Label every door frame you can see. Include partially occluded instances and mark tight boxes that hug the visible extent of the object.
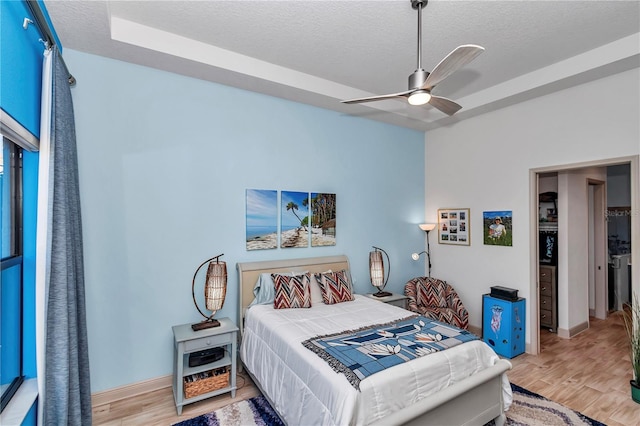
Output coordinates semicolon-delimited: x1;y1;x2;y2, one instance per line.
588;179;607;320
529;155;639;355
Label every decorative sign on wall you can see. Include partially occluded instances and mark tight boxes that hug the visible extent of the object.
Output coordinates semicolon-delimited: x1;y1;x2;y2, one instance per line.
438;208;470;246
246;189;278;251
483;210;513;247
311;193;336;247
281;191;310;248
246;190;336;250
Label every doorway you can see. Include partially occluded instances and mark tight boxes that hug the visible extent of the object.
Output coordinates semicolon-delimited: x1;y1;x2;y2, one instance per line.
588;179;606;320
529;156;639;355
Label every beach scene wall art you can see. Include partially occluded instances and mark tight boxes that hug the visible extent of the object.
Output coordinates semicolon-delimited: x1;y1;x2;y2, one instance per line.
483;210;513;246
281;191;310;248
246;189;278;250
311;193;337;247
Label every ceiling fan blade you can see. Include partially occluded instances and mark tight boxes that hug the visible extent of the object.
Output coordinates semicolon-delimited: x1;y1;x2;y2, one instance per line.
422;44;485;90
341;90;412;104
428;95;463;116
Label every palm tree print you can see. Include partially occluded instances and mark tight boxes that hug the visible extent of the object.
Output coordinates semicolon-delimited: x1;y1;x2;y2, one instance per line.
286;201;308;232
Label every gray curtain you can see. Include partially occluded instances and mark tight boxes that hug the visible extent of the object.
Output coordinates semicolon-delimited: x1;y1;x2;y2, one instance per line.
43;46;92;425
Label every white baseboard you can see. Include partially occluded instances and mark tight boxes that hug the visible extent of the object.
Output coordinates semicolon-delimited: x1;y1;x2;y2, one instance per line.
91;375;172;407
557;320;589;339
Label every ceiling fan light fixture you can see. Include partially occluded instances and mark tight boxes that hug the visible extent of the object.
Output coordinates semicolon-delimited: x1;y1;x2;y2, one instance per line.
408;90;431;106
339;0;483;115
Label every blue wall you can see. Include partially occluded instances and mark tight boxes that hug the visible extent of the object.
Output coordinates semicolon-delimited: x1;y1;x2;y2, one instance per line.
64;49;426;392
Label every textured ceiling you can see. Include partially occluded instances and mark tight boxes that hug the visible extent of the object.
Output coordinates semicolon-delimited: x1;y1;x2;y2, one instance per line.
44;0;640;131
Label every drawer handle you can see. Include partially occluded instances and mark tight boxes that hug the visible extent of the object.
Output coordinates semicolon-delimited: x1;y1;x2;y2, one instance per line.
206;340;212;346
541;314;546;319
542;300;546;305
541;286;547;292
541;273;547;277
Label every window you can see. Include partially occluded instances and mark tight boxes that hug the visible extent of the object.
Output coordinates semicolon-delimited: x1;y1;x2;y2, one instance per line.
1;136;24;412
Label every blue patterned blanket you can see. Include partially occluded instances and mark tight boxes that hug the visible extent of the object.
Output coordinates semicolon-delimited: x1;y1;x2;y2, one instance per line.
302;315;478;390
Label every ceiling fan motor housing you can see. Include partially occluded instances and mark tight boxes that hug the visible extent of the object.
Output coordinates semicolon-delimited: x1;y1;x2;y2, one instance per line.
409;69;429;90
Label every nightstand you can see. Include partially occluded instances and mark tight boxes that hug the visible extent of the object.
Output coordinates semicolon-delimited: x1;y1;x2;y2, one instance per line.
364;292;409;309
172;318;238;415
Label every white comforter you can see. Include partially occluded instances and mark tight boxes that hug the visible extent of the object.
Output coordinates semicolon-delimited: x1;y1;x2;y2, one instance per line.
240;295;512;425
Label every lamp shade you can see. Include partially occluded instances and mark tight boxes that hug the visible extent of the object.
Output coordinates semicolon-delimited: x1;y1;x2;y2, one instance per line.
415;223;435;277
419;223;436;232
369;250;385;289
205;260;227;312
369;246;391;297
411;251;426;261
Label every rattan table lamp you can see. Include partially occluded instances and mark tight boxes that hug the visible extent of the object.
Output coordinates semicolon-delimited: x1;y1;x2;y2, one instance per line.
369;246;391;297
191;254;227;331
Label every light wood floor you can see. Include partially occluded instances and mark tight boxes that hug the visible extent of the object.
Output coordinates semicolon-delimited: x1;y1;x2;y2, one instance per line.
94;312;639;425
509;311;639;426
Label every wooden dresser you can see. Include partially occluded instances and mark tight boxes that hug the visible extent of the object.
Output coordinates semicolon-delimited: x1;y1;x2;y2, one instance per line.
539;265;557;332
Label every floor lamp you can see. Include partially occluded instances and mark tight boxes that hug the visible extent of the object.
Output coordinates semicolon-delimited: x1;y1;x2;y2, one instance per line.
412;223;436;277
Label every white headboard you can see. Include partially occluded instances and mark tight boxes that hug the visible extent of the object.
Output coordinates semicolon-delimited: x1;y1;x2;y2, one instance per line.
236;255;350;334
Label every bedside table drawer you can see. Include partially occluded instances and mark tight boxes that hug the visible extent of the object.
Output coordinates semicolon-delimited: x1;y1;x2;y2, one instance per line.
386;298;408;309
540;283;553;296
540;295;553;309
364;293;409;310
184;333;233;352
539;267;553;283
540;308;552;326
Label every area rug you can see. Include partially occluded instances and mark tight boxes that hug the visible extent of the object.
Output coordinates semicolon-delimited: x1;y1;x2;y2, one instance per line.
486;384;606;426
174;384;605;426
173;396;283;426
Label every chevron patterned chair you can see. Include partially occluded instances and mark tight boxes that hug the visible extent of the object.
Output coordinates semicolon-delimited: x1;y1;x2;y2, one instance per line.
404;277;469;330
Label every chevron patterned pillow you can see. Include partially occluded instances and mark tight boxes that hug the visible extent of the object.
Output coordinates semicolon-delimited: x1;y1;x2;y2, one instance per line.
272;273;312;309
315;270;355;305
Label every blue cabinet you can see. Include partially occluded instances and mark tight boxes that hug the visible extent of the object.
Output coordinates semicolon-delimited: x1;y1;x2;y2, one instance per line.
482;294;525;358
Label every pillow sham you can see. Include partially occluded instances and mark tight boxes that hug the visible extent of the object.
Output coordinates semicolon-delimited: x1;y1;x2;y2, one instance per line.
314;269;354;305
309;269;331;305
272;273;312;309
249;271;310;306
249;273;277;306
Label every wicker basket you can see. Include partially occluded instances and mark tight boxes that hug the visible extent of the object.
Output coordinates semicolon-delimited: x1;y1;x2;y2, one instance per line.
183;366;229;399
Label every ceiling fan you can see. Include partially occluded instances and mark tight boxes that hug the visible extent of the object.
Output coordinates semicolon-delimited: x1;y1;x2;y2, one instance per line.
341;0;484;116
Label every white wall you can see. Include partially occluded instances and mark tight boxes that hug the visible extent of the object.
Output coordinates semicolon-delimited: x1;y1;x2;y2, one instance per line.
424;67;640;346
65;50;427;393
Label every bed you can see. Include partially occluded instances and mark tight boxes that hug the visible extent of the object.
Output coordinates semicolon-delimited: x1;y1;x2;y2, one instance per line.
237;255;512;425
